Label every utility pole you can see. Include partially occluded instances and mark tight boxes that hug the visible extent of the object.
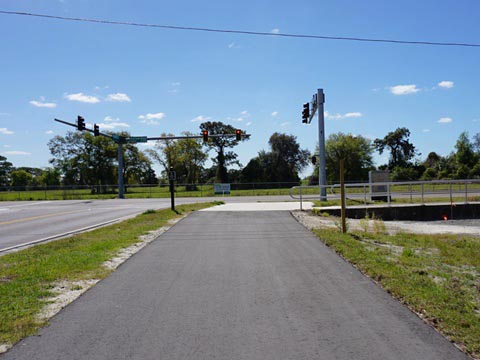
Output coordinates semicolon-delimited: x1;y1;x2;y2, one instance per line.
317;89;327;201
117;140;125;199
302;89;327;201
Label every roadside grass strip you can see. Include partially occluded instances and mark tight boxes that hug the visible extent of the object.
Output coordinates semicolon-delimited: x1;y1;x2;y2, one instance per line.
312;227;480;358
0;202;221;351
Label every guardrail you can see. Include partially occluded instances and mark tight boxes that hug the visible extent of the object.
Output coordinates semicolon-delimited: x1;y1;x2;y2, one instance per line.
290;179;480;209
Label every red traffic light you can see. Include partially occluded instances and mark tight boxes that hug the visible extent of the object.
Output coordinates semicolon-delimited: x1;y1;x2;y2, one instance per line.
235;129;242;141
202;130;209;142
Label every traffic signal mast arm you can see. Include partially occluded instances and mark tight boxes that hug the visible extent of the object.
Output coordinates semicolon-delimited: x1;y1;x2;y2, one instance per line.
54;118;250;143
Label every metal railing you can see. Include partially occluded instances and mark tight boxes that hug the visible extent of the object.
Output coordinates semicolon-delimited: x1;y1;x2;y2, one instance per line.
290;179;480;209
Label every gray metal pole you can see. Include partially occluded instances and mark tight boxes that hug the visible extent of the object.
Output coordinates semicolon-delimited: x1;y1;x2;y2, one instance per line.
118;142;125;199
317;89;327;201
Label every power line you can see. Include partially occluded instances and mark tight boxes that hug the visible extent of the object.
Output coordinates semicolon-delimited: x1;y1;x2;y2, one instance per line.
1;9;480;48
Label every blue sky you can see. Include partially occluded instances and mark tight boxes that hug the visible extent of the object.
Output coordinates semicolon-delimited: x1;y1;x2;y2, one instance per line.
1;0;479;178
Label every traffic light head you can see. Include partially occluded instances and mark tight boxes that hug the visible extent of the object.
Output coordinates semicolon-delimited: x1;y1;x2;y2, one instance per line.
302;103;310;123
77;116;86;131
202;130;209;142
235;129;242;141
312;156;317;165
93;124;100;137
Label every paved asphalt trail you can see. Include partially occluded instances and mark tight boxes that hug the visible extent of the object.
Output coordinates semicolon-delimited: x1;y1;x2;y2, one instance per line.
2;211;468;360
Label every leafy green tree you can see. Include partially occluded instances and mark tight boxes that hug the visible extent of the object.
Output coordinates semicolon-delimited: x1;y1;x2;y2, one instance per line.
147;132;207;188
374;127;418;169
323;132;374;182
123;144;155;184
199;122;248;183
455;132;477;169
10;169;33;189
241;133;309;184
48;131;117;190
39;168;61;187
0;155;13;187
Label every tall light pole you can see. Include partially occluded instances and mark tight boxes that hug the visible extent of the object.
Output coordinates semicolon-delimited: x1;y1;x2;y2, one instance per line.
317;89;327;201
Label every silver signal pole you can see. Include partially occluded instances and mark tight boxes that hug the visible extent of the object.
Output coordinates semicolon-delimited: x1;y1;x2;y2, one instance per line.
317;89;327;201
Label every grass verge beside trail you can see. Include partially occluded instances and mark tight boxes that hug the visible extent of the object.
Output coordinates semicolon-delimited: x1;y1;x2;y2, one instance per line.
0;202;221;347
312;226;480;358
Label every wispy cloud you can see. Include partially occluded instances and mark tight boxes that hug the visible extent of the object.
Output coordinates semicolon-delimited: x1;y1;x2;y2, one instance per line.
228;42;240;49
325;111;363;120
139;112;166;125
422;129;431;133
270;28;280;34
271;111;278;117
30;97;57;108
389;84;420;95
438;81;454;89
106;93;131;102
246;121;252;126
191;115;212;123
280;122;290;127
98;122;130;129
240;110;251;117
45;130;54;134
438;117;453;123
64;93;100;104
0;128;14;135
168;82;181;94
2;151;31;156
104;116;120;122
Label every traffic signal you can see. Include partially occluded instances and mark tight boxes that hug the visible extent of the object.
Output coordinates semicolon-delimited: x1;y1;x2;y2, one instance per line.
302;103;310;123
235;129;242;141
312;156;317;165
77;116;86;131
93;124;100;137
202;130;209;142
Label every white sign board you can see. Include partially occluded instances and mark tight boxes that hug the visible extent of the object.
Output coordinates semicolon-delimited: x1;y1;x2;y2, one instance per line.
214;183;231;195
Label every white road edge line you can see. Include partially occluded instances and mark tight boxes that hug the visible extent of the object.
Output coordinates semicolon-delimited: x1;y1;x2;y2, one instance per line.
0;214;136;254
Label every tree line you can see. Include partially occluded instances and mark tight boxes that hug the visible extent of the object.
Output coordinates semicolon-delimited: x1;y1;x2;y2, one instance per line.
1;123;479;191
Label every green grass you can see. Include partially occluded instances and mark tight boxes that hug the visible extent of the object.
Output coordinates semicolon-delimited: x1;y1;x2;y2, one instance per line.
312;227;480;358
0;202;221;347
0;185;303;201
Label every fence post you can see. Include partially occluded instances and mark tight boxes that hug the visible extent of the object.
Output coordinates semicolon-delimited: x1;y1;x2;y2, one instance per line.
465;181;468;204
387;184;391;206
409;184;413;203
421;183;424;205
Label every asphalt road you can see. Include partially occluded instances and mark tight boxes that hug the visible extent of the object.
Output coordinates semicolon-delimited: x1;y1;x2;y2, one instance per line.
1;211;468;360
0;196;297;252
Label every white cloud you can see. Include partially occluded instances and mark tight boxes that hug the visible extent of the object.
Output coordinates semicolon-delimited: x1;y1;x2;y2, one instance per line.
45;130;54;134
139;112;166;125
438;117;452;123
228;42;241;49
246;121;252;126
271;111;279;117
171;82;181;86
438;81;454;89
422;129;431;133
280;122;290;127
64;93;100;104
271;28;280;34
0;128;14;135
240;110;251;117
389;84;420;95
106;93;131;102
30;99;57;108
344;112;362;118
104;116;120;122
191;115;212;123
2;151;31;156
98;122;130;130
325;111;363;120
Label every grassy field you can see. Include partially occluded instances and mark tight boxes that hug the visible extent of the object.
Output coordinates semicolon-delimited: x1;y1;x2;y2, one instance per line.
0;202;220;348
312;225;480;358
0;184;313;201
